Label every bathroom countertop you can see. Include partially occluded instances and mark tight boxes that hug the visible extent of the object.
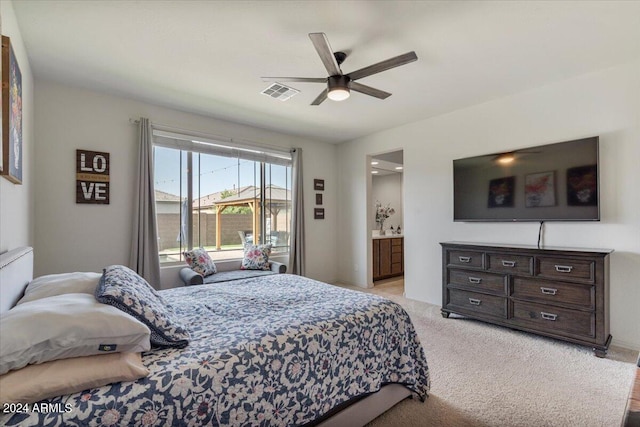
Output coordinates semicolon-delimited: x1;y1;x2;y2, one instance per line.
372;233;404;239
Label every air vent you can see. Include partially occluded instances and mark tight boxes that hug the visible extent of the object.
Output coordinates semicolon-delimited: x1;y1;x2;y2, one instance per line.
261;83;300;101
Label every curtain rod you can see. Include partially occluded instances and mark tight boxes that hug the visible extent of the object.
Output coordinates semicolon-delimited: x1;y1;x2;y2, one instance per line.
128;118;292;154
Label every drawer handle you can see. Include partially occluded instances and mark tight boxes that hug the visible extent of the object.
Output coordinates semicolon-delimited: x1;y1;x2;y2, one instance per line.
458;256;471;263
554;265;573;273
502;260;516;267
468;298;481;306
540;287;558;296
468;277;482;284
540;312;558;321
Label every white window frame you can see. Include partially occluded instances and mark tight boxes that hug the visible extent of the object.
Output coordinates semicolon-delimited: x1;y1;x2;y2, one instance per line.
153;128;292;264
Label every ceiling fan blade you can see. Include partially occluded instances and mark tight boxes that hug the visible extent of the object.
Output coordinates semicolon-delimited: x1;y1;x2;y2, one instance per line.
309;33;342;76
350;82;391;99
261;77;326;83
347;51;417;81
311;88;328;106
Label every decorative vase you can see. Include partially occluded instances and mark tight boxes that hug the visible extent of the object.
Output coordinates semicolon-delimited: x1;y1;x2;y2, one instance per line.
379;223;385;236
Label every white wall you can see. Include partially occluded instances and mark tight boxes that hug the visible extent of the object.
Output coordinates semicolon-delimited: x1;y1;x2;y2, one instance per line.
33;80;338;287
372;173;403;232
0;0;34;253
338;60;640;350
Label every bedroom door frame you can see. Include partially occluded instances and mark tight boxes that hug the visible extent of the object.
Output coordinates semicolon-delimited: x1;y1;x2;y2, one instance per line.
366;148;404;288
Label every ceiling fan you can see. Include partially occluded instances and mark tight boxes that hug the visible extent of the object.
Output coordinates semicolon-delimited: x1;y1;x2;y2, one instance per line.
494;148;542;164
261;33;418;105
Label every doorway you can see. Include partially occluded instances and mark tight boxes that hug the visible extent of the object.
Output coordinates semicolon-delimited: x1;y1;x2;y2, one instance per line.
370;150;404;296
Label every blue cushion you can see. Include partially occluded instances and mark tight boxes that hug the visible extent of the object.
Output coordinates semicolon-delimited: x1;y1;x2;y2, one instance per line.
179;262;286;286
202;269;276;284
96;265;189;349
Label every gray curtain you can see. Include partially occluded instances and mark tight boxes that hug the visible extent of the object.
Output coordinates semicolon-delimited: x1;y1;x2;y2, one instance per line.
130;117;161;288
288;148;305;275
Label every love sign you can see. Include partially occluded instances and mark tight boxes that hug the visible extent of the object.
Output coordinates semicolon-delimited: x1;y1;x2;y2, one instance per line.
76;149;110;204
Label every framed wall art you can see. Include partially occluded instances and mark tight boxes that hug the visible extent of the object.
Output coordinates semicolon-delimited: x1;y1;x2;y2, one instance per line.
1;36;22;184
315;193;323;205
313;179;324;191
314;208;325;220
567;165;597;206
76;149;110;204
525;171;556;207
487;176;514;208
0;34;3;174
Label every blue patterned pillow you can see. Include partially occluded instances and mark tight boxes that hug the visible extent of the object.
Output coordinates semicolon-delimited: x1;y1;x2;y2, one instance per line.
95;265;189;348
241;243;272;270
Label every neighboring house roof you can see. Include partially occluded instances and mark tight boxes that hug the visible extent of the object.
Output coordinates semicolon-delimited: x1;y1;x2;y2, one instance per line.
155;189;183;203
194;185;291;209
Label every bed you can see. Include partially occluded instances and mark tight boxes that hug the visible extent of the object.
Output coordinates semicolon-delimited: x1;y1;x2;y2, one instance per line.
0;247;430;426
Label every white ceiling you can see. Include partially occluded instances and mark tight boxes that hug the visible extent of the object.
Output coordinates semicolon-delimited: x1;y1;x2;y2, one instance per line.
372;150;403;176
12;1;640;144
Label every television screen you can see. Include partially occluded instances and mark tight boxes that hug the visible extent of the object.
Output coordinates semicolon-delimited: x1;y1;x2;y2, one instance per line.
453;137;599;222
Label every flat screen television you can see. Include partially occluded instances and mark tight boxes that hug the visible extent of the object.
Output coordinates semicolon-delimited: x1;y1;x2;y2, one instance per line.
453;137;599;222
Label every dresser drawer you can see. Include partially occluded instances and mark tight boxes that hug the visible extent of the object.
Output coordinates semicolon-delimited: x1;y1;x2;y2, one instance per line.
512;301;594;338
449;269;506;294
538;257;595;282
447;288;507;318
487;253;533;275
512;277;593;309
391;253;402;263
448;250;484;269
391;238;403;246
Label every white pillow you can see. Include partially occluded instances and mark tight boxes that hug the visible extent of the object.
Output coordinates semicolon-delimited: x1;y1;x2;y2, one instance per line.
17;272;102;305
0;352;149;404
0;293;151;375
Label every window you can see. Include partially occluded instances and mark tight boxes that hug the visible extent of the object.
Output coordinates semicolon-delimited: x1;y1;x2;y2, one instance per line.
153;130;291;264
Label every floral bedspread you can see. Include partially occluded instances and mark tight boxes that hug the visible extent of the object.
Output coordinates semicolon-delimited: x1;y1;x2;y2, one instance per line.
1;274;430;426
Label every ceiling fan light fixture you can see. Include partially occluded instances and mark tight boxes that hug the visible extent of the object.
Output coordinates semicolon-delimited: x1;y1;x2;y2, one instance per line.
497;153;515;164
328;88;350;101
327;75;351;101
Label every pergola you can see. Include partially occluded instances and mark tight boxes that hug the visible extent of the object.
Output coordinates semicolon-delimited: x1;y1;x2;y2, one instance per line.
195;185;291;250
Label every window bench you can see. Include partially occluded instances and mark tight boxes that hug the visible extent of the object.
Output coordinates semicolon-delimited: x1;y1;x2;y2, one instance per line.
179;261;287;286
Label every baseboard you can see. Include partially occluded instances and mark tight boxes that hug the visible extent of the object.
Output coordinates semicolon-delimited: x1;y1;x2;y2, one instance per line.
612;338;640;352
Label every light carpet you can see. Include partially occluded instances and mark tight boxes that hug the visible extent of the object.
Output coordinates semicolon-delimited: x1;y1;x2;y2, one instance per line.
338;282;637;427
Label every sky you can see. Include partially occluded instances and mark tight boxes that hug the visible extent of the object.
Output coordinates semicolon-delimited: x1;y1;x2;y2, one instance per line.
154;146;289;199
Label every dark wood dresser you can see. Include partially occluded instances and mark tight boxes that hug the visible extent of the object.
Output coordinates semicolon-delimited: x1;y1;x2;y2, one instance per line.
440;242;613;357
